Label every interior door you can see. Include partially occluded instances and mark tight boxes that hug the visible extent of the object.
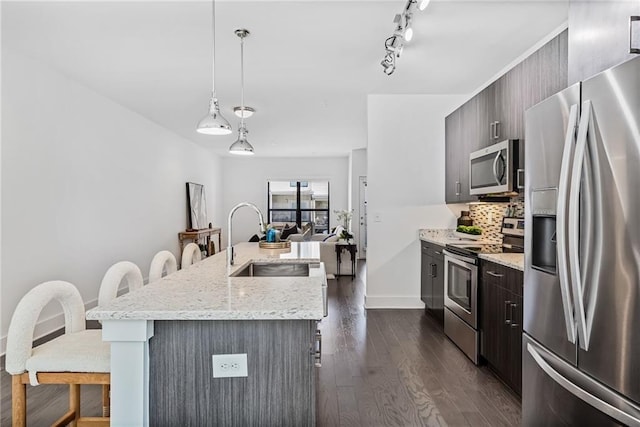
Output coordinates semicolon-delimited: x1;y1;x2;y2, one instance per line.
358;177;367;259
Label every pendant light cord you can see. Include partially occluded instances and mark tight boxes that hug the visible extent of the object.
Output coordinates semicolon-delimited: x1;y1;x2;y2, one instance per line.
211;0;217;99
240;34;245;127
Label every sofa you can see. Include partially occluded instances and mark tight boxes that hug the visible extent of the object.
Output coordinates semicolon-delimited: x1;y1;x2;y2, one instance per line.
288;225;356;276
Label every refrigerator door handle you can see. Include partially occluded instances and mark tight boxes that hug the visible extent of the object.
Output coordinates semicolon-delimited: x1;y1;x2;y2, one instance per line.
569;100;592;351
527;343;640;426
556;103;579;344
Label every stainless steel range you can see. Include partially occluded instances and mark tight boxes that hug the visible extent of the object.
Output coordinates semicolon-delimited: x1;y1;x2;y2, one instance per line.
443;217;524;364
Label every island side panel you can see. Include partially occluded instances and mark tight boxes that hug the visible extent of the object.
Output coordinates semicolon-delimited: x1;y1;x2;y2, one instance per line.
149;319;317;426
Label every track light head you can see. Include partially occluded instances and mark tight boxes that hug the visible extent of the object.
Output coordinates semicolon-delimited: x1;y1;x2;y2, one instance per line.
418;0;430;11
381;53;395;75
385;35;404;57
403;14;413;41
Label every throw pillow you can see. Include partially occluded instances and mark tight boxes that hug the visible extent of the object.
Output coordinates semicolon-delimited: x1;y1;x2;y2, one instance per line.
323;233;339;242
281;225;299;240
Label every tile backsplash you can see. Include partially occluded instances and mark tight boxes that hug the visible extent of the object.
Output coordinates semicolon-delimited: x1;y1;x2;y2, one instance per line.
468;204;506;243
467;197;524;243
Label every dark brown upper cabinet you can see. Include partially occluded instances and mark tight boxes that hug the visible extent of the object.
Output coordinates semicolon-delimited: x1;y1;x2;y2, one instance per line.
444;30;568;204
568;1;640;84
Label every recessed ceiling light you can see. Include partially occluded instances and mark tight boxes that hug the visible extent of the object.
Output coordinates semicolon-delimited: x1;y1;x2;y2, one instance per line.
233;106;255;118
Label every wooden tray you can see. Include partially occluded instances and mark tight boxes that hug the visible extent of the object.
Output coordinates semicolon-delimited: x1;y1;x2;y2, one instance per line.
258;241;291;249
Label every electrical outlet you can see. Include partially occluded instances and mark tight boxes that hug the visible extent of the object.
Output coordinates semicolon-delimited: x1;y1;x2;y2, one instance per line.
212;353;248;378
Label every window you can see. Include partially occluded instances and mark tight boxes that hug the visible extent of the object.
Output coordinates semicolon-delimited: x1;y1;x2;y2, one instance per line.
267;181;330;234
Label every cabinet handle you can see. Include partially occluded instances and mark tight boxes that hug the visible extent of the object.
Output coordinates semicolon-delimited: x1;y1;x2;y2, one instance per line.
487;271;503;278
489;122;495;141
430;263;437;278
456;181;461;196
494;121;501;139
630;16;640;54
504;300;512;325
434;251;442;255
517;168;525;190
314;329;322;367
510;303;519;328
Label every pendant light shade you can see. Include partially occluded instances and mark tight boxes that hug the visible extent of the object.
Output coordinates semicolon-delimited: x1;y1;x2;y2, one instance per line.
196;0;232;135
197;97;232;135
229;125;254;155
230;29;254;155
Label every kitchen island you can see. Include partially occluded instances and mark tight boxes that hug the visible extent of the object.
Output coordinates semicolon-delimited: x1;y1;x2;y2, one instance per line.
87;242;325;426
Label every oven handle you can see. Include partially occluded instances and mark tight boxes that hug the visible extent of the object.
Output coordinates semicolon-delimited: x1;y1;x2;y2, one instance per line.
443;249;476;265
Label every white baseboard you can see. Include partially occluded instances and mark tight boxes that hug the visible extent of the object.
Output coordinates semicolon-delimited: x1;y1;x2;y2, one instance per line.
364;295;425;309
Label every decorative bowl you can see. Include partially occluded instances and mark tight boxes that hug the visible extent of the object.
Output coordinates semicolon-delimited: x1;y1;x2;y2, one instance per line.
454;231;482;241
258;241;291;249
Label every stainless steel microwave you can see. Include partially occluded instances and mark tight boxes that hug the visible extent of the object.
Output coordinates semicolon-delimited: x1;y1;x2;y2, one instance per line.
469;139;522;196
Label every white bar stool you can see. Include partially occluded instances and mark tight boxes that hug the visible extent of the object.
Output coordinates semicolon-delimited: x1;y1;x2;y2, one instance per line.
181;242;202;269
148;250;177;283
98;261;144;306
6;281;110;426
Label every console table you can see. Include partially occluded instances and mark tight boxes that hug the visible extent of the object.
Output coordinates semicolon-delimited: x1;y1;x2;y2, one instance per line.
178;227;222;258
335;242;357;277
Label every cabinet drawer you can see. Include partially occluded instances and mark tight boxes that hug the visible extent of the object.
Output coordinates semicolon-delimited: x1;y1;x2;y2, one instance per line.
481;261;523;297
421;242;445;259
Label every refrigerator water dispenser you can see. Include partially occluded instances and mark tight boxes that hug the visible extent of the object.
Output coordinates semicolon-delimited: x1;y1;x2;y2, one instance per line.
531;188;557;274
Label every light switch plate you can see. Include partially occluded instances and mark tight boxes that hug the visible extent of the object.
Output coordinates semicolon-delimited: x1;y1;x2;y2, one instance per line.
212;353;248;378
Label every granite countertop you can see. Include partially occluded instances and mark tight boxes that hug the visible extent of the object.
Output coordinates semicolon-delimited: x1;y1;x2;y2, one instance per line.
478;253;524;271
419;229;523;271
418;229;498;246
86;242;324;321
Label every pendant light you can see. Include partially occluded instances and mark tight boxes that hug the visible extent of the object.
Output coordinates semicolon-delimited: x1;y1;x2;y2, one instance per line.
229;29;255;156
196;0;232;135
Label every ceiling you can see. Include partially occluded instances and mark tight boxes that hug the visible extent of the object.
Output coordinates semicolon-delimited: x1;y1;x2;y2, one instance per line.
2;1;568;157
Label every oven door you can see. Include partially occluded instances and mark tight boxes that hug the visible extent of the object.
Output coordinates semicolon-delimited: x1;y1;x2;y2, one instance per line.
444;251;478;329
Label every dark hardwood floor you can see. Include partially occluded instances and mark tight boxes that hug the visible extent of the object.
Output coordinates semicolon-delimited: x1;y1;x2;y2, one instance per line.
317;261;521;427
1;260;521;426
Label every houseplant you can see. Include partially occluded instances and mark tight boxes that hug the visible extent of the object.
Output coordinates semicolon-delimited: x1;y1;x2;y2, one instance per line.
334;209;353;231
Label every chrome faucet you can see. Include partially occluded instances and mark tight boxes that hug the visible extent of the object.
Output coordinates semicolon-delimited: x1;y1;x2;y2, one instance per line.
227;202;266;266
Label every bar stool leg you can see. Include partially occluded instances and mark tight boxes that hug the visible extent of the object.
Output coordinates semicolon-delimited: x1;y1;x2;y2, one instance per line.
102;384;111;417
12;375;26;427
69;384;80;427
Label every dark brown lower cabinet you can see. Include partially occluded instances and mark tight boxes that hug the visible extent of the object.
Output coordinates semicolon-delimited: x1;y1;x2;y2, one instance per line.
420;241;445;326
149;319;318;426
480;260;523;396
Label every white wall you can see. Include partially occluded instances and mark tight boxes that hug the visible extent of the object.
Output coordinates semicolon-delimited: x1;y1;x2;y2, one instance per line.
365;94;467;308
349;149;367;258
221;157;349;244
1;49;223;352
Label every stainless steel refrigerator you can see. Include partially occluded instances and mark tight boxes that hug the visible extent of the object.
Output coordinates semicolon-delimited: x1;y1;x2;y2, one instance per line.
524;56;640;425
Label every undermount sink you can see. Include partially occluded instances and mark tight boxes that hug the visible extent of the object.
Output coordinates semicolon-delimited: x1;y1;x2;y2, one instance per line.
231;262;311;277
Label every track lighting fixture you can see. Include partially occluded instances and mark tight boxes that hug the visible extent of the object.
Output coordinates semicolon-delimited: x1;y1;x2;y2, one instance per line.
380;0;429;75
